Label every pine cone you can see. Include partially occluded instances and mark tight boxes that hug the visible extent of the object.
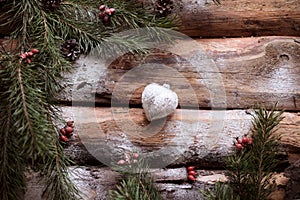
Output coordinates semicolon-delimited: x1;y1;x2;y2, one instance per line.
43;0;62;10
61;39;81;61
155;0;174;16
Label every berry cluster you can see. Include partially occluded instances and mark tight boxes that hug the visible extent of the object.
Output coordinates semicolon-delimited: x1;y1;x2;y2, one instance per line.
187;166;197;182
59;120;74;142
234;134;253;150
117;152;139;165
98;5;115;24
20;48;39;64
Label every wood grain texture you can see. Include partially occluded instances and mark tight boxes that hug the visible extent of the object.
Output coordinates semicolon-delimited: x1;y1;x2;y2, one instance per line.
1;0;300;37
25;166;287;200
62;107;299;168
146;0;300;37
64;36;300;110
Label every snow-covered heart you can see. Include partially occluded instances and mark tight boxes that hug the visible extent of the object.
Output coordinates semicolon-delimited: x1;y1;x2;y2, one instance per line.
142;83;178;121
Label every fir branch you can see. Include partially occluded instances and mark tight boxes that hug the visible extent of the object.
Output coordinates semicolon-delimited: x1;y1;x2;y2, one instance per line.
200;182;240;200
0;106;11;200
17;60;35;142
42;140;79;200
0;54;26;200
40;9;50;46
0;109;25;200
1;0;177;199
225;105;284;200
0;51;78;199
110;154;163;200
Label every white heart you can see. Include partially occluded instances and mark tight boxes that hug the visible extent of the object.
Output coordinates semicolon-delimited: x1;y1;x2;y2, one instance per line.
142;83;178;121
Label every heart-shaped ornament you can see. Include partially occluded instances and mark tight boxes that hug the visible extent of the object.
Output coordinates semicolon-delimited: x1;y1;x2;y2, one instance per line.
142;83;178;121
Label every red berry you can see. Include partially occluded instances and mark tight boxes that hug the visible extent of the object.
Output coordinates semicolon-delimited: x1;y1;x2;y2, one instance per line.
109;8;115;14
65;126;74;134
60;128;66;135
20;53;27;59
187;166;195;171
237;138;242;144
67;120;74;127
242;136;249;144
59;135;68;142
27;51;33;57
132;153;139;159
188;175;195;181
26;58;31;64
236;143;243;150
31;48;39;54
248;137;253;145
99;5;105;11
103;15;109;23
117;159;126;165
105;8;111;15
188;171;197;176
98;12;105;19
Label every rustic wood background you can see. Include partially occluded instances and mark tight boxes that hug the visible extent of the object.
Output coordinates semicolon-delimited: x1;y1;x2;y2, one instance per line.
58;0;300;197
1;0;299;199
58;37;300;199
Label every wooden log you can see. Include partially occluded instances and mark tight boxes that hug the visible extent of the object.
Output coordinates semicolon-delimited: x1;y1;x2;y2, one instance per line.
24;166;288;200
1;0;300;37
151;0;300;37
62;107;299;168
64;36;300;110
24;167;223;200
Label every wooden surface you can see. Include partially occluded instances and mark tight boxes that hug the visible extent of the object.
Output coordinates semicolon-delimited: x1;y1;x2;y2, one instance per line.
154;0;300;37
62;106;299;168
1;1;299;199
1;0;300;37
25;166;288;200
64;36;300;110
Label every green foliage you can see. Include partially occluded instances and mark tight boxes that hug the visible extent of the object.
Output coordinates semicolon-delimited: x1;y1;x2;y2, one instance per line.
226;105;284;200
109;155;163;200
200;105;284;200
0;51;78;200
109;173;163;200
0;0;176;199
200;182;240;200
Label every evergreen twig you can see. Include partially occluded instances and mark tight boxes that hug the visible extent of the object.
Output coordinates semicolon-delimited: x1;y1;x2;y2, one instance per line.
200;105;284;200
226;105;284;200
109;153;163;200
0;0;176;199
200;182;240;200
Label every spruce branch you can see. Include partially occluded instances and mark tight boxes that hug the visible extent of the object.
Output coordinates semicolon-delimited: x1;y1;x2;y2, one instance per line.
0;54;26;200
201;105;284;200
200;182;240;200
17;60;35;143
42;140;79;200
1;0;177;199
0;106;11;200
0;112;25;199
225;105;284;200
109;153;163;200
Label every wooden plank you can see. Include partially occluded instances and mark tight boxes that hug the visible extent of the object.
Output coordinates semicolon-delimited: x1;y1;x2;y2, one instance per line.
62;107;299;168
1;0;300;37
64;36;300;110
25;166;288;200
145;0;300;37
